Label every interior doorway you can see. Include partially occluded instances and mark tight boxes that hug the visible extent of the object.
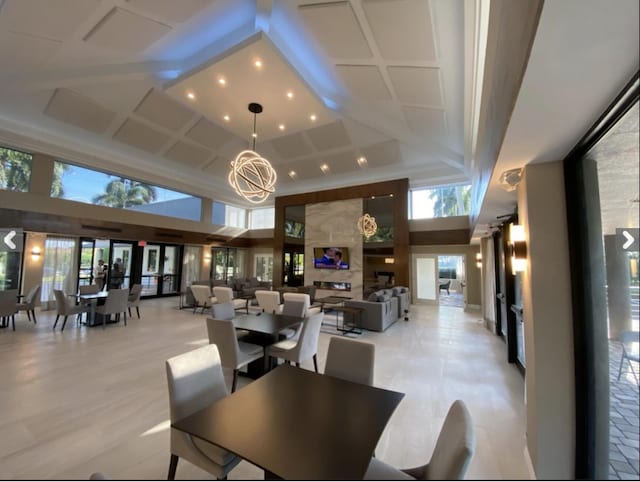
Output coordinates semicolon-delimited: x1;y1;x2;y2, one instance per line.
437;255;466;308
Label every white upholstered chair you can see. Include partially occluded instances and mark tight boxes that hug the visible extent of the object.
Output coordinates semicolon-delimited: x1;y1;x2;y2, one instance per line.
280;292;322;339
52;289;90;332
206;317;264;392
281;292;321;316
165;344;241;480
324;336;375;386
16;284;41;324
213;286;246;312
255;290;282;314
267;311;324;372
191;285;216;313
95;288;129;328
364;400;475;480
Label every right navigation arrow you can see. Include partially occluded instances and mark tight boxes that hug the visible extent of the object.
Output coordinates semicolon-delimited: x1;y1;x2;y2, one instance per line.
622;230;634;250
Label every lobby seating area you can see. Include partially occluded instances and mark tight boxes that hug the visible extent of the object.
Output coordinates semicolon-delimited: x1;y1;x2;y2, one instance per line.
0;297;528;480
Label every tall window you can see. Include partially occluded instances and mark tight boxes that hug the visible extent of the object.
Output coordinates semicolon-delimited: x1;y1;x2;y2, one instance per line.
410;184;471;219
52;161;202;221
250;207;275;229
212;201;247;228
254;254;273;281
41;237;77;310
181;246;202;287
0;146;32;192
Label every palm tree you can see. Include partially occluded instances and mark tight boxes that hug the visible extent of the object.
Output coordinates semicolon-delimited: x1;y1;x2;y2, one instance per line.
92;177;157;208
0;147;31;191
430;185;471;217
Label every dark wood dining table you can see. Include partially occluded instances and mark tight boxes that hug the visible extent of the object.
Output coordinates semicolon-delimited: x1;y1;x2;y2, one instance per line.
231;312;304;376
78;291;109;326
172;364;405;480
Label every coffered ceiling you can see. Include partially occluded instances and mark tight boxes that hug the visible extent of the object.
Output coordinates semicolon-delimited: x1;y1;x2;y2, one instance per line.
0;0;467;206
0;0;636;236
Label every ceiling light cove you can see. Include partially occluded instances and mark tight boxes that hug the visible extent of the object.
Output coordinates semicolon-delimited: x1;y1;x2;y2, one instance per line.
165;36;334;142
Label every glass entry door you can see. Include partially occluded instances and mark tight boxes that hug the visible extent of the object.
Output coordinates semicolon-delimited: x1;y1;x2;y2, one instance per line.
77;238;109;289
111;241;134;290
141;243;182;297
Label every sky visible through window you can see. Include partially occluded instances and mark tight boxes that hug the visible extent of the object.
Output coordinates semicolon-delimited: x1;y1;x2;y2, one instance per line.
58;163;189;204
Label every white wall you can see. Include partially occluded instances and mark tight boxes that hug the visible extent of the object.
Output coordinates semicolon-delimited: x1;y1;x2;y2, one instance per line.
518;160;575;479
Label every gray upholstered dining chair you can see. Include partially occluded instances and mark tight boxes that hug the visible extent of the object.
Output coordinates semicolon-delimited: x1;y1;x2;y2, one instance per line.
79;284;101;295
16;284;41;324
364;400;475;480
190;285;216;314
165;344;241;480
0;289;18;330
206;317;263;392
95;288;129;328
324;336;375;385
53;289;90;332
211;301;235;320
267;311;324;372
127;283;143;318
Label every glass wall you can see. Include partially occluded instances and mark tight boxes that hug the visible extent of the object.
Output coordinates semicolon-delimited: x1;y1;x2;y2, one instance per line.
181;246;202;287
0;146;32;192
254;254;273;282
52;161;202;221
410;184;471;219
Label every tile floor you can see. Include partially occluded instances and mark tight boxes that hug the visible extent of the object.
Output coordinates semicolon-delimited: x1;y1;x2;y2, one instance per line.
609;342;640;480
0;298;529;480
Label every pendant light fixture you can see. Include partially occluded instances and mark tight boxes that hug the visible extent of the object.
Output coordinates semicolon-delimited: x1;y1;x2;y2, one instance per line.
228;102;277;204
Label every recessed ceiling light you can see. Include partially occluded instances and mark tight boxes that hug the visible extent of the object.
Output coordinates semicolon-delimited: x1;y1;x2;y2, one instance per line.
288;170;297;179
320;163;329;173
371;196;376;199
186;91;196;100
252;133;258;138
254;58;263;68
223;115;230;122
309;114;317;122
278;124;285;131
286;91;294;99
389;194;394;197
357;156;367;167
218;77;227;86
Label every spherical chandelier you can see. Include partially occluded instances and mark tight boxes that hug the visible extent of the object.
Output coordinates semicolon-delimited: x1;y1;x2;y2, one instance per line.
228;103;277;204
357;213;378;238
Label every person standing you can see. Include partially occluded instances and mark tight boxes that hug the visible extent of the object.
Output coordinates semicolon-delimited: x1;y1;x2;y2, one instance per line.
94;259;106;290
109;263;124;289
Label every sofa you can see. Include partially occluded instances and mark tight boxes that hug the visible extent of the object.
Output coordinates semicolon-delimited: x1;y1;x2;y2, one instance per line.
229;277;272;297
275;285;317;304
344;289;399;332
392;286;410;320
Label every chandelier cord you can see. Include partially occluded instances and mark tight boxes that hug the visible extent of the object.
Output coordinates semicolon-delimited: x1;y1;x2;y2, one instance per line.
252;112;257;151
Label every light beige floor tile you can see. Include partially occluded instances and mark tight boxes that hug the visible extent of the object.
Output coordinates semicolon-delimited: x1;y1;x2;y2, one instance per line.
0;299;528;479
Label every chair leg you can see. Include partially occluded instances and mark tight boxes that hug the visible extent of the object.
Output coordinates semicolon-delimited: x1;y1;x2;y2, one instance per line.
128;307;132;317
313;354;318;373
32;310;37;323
296;362;300;368
53;314;60;330
124;312;127;326
232;369;239;393
136;306;140;318
26;310;31;321
167;454;179;480
617;350;626;380
61;315;69;332
11;315;16;331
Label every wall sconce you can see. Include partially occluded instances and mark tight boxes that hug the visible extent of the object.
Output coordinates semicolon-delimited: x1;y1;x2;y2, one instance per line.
384;257;395;264
31;247;41;260
475;252;482;268
509;224;527;274
204;254;212;263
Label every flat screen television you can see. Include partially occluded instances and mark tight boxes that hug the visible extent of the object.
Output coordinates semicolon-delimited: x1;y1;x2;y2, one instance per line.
313;247;350;269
